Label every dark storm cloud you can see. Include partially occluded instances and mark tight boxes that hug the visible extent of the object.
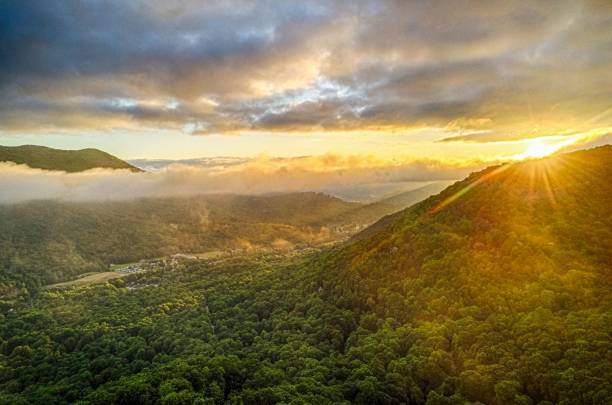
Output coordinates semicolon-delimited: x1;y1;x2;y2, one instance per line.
0;1;326;81
0;0;611;137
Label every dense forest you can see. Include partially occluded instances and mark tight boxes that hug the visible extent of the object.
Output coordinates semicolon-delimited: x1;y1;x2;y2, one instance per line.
0;146;610;404
0;145;141;172
0;189;432;295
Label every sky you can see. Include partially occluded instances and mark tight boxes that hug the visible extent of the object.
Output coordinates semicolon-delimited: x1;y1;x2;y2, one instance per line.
0;1;611;164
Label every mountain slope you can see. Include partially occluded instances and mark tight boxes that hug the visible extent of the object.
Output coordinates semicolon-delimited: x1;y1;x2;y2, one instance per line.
0;183;447;294
0;144;141;172
317;145;612;404
369;182;454;209
0;192;373;293
340;182;455;235
340;145;611;270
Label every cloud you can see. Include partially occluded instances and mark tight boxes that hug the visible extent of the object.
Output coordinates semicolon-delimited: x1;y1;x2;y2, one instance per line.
559;132;612;153
437;131;573;143
0;155;482;204
0;0;611;138
437;127;612;146
128;157;252;172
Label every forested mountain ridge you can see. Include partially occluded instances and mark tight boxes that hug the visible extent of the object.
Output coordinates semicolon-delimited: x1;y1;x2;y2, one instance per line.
339;145;611;269
317;145;612;403
336;182;454;229
0;190;425;295
0;193;350;294
0;145;141;172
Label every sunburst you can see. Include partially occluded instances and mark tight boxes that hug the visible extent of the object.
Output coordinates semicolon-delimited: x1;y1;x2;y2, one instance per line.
513;137;579;161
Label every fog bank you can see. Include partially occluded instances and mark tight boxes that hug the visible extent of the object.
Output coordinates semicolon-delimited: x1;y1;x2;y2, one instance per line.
0;155;482;204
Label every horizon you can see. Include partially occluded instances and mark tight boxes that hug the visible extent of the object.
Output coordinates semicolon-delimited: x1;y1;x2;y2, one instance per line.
1;1;611;164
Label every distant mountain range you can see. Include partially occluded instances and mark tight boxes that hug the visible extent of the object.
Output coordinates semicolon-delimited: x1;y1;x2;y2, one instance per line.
128;156;250;171
129;156;456;203
0;144;141;172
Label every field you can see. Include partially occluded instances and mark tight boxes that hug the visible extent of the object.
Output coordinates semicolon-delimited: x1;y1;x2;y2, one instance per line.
45;272;126;289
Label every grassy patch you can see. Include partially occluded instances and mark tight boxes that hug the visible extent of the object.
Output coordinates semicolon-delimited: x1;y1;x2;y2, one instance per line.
45;272;126;289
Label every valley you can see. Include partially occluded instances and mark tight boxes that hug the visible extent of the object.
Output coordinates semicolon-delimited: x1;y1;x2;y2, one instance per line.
0;184;452;298
46;247;325;290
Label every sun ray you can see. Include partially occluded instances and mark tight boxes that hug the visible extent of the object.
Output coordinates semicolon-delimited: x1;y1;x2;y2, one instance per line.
512;136;580;161
540;161;558;206
428;164;511;215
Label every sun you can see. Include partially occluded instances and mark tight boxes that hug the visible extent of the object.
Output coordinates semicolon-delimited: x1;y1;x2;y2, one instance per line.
522;140;559;159
513;136;579;160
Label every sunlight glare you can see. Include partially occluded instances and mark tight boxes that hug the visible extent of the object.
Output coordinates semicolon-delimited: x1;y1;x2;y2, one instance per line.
512;136;579;160
522;140;561;159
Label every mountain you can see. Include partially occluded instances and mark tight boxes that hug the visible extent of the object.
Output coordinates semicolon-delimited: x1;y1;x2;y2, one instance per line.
0;190;433;294
0;144;141;172
0;192;351;293
322;181;454;203
0;182;447;294
0;147;609;404
317;145;612;404
372;182;454;208
350;181;454;221
128;156;250;171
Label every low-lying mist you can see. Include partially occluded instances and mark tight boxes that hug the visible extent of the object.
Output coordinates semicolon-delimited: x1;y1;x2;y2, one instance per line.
0;155;483;204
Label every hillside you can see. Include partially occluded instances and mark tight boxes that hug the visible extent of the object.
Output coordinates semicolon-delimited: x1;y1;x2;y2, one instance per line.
0;190;430;295
0;193;349;293
0;184;448;295
0;145;141;172
340;182;454;227
0;147;609;404
370;182;454;209
318;145;612;404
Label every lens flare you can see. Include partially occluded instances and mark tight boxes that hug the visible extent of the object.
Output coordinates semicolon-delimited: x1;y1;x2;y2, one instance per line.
513;136;579;160
523;141;559;158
